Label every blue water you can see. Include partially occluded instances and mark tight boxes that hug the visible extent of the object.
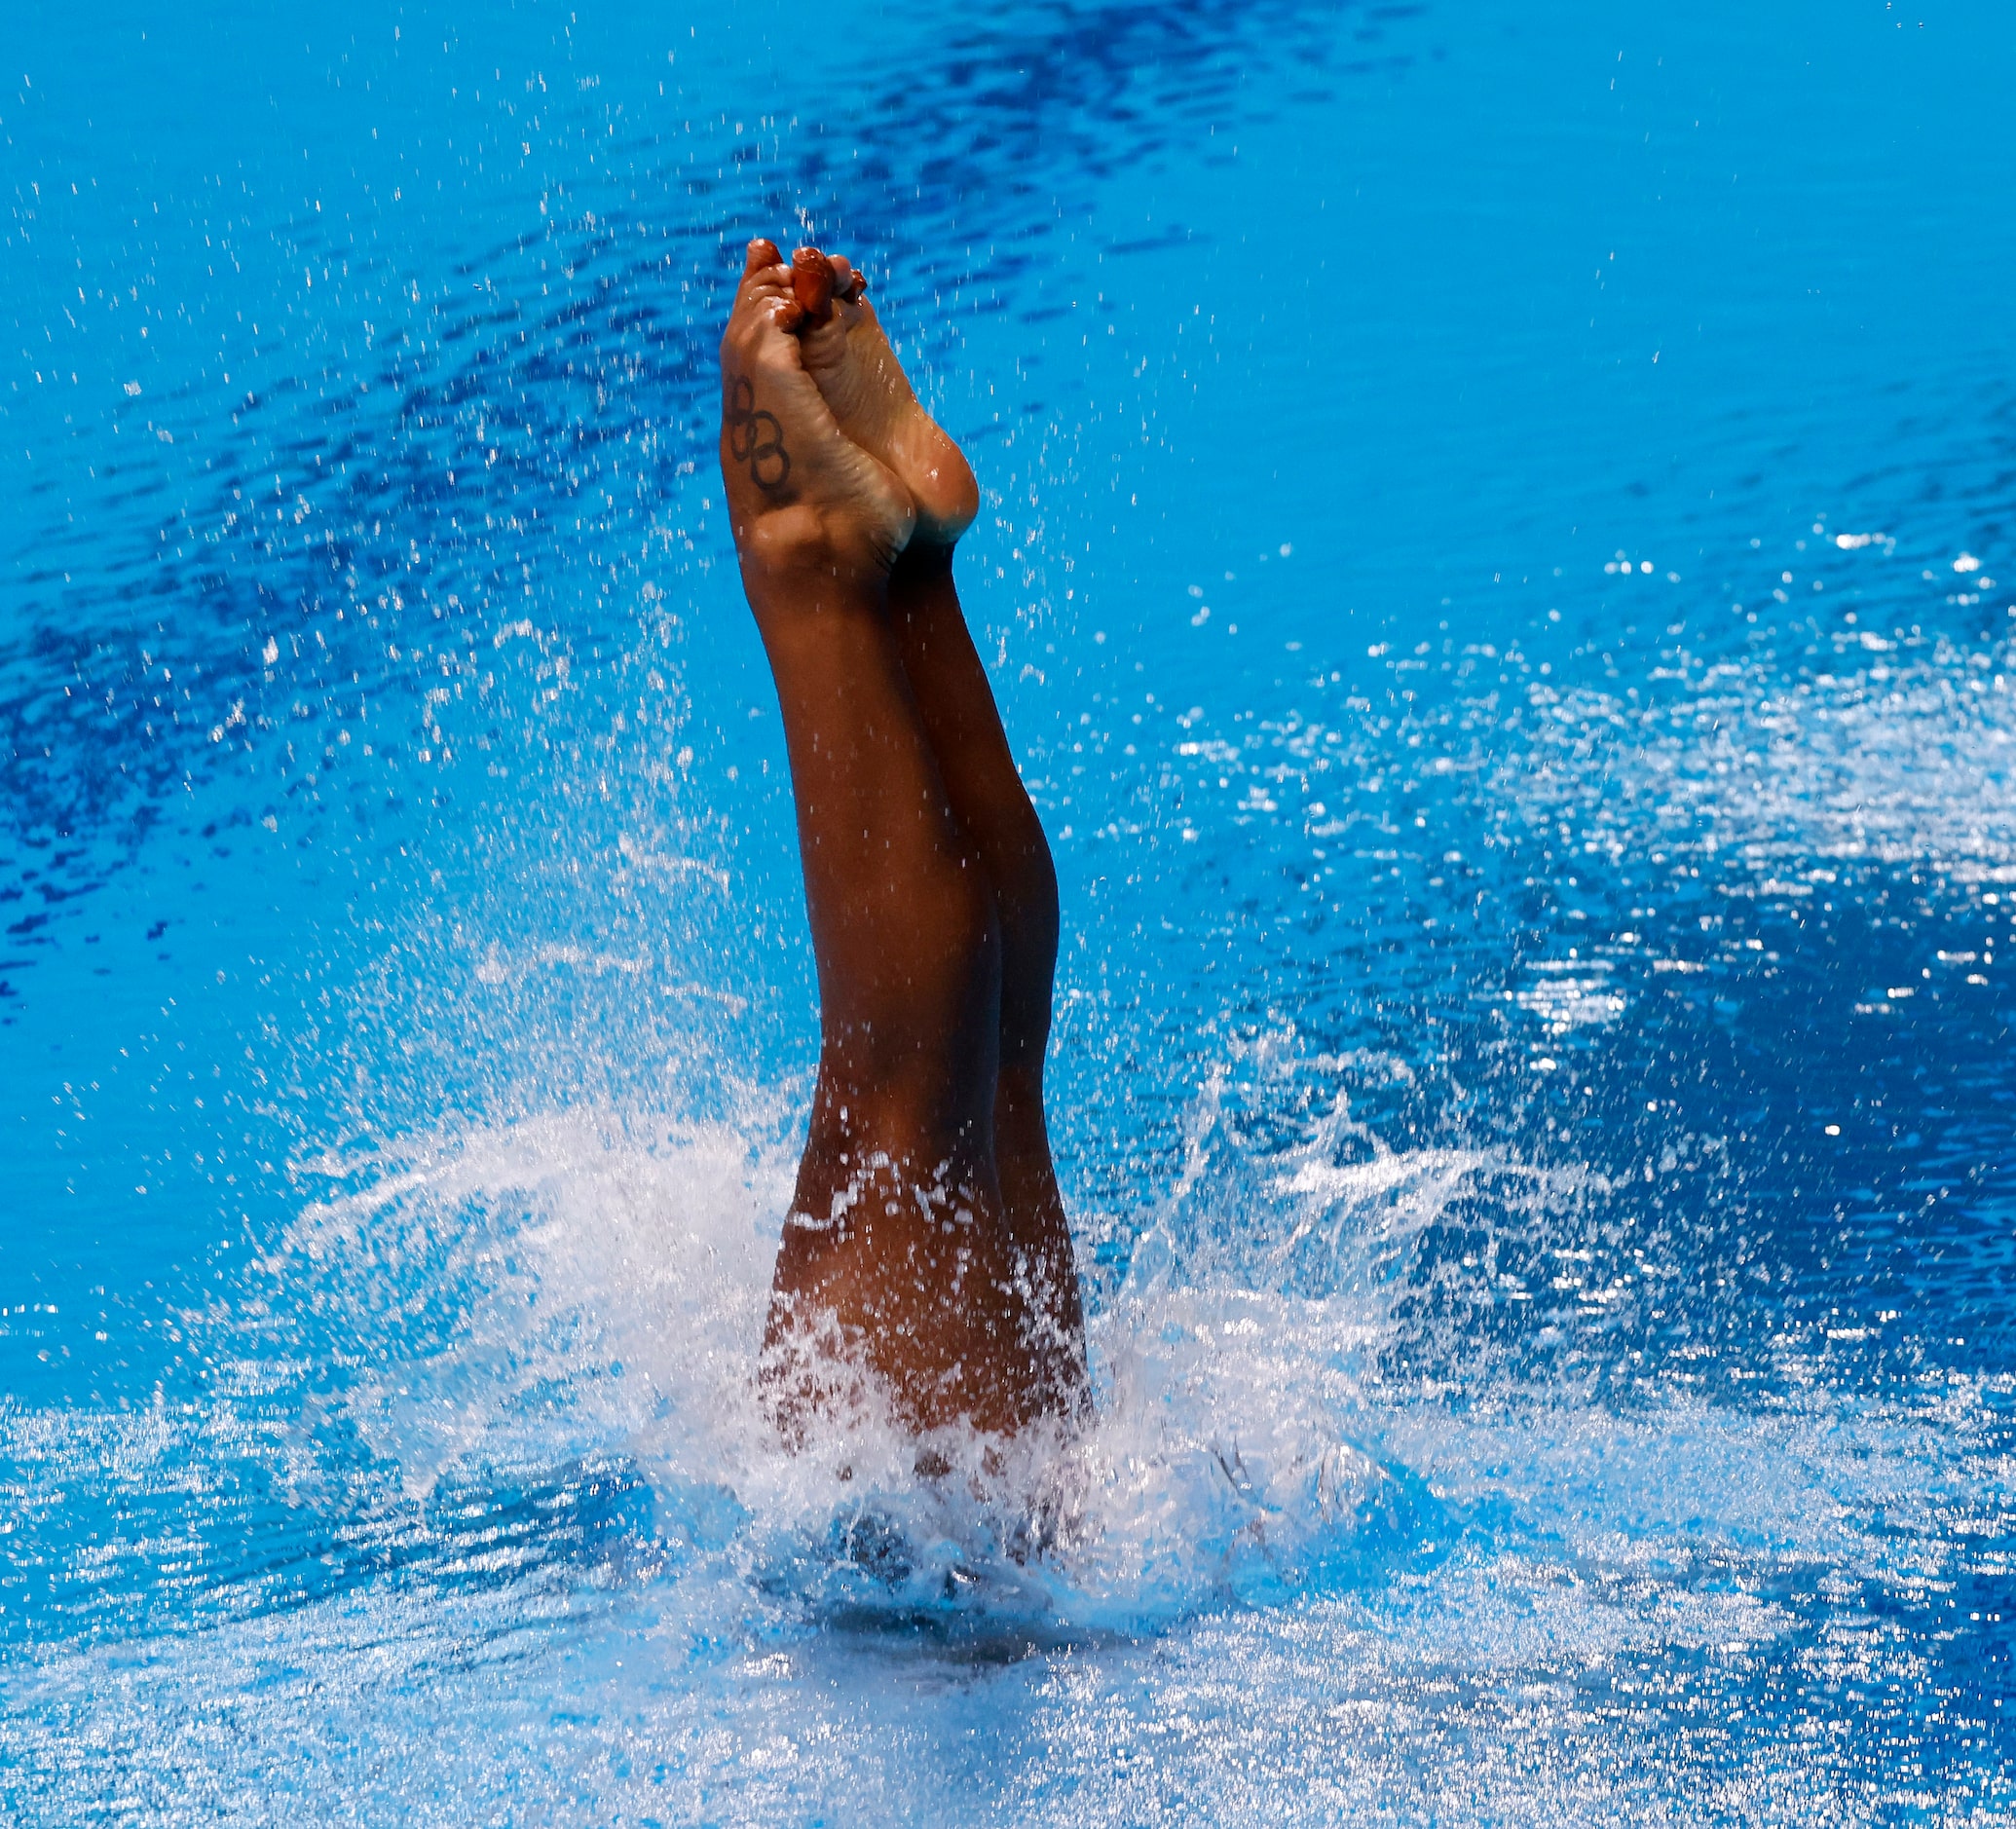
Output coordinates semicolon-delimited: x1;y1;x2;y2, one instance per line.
5;0;2015;1819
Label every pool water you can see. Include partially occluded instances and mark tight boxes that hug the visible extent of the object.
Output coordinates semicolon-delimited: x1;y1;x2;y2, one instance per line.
5;0;2015;1819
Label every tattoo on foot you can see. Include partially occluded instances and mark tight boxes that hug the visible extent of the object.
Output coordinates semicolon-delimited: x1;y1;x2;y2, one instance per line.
726;375;791;491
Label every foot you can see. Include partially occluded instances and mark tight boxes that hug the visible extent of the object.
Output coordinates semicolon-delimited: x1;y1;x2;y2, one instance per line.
719;240;915;579
762;241;980;549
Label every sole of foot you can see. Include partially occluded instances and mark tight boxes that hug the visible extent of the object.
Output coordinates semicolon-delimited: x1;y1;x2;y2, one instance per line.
725;240;916;575
775;243;981;549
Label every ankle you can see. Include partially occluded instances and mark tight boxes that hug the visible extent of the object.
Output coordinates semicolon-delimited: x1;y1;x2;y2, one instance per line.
890;540;958;589
736;502;899;586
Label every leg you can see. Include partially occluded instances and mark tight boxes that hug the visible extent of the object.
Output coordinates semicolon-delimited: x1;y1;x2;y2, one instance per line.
885;543;1088;1399
777;243;1088;1400
719;242;1065;1434
748;555;1044;1435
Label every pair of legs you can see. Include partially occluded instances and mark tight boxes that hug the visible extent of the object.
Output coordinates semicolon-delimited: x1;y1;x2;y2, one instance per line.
718;239;1085;1435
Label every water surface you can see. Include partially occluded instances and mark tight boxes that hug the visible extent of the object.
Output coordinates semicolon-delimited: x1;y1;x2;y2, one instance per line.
4;1;2015;1820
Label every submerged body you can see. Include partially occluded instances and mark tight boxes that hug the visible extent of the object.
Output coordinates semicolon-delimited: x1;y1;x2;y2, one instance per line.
718;239;1085;1434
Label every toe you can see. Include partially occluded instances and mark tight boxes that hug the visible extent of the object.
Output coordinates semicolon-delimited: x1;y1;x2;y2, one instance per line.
829;255;868;303
791;245;837;326
744;237;783;276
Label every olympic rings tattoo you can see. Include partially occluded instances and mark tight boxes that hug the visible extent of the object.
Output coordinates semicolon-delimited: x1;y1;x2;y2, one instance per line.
725;375;790;492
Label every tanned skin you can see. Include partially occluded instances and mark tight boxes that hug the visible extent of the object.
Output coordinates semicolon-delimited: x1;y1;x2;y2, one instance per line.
720;239;1085;1436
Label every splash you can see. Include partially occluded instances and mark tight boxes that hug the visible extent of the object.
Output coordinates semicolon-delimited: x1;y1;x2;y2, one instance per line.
236;1082;1469;1639
6;1078;2004;1826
